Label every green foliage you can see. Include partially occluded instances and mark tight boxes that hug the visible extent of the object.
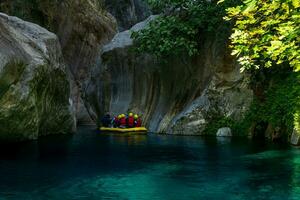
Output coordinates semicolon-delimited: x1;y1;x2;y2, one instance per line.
204;70;300;137
222;0;300;138
294;110;300;132
245;71;300;134
204;116;250;136
131;0;240;58
204;116;234;135
223;0;300;71
30;65;73;135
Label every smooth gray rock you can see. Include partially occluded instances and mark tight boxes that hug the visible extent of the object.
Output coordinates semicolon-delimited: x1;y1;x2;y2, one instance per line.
290;129;300;146
0;13;75;141
216;127;232;137
103;15;157;53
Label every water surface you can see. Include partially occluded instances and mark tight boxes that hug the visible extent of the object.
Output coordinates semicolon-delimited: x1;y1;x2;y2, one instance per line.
0;126;299;200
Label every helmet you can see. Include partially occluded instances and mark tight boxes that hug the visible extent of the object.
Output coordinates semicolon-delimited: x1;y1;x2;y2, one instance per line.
122;114;125;118
134;114;138;119
118;115;122;119
129;113;133;117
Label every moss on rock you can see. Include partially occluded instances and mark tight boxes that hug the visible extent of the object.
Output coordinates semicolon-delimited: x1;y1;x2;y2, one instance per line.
30;65;74;136
0;61;38;140
0;13;75;141
0;61;74;141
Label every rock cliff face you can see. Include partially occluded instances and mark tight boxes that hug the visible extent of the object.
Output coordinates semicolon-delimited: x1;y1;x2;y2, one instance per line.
0;13;75;141
45;0;150;124
169;57;253;135
86;16;253;134
48;0;117;124
104;0;151;31
0;0;118;124
0;0;150;125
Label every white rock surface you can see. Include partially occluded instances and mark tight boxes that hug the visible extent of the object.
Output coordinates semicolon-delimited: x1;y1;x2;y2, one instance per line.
216;127;232;137
290;129;300;146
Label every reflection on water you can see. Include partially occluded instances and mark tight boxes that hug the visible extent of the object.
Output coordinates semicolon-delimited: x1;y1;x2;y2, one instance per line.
291;155;300;199
0;126;299;200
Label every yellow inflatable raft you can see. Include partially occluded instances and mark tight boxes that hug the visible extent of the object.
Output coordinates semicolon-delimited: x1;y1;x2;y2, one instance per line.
99;127;148;134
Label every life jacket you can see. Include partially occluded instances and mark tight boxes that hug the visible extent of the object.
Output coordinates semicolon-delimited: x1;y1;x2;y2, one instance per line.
136;118;142;127
120;117;126;126
128;116;134;127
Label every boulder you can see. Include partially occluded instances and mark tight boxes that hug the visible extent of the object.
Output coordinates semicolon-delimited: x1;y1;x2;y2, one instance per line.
0;13;75;141
290;129;300;146
0;0;118;124
216;127;232;137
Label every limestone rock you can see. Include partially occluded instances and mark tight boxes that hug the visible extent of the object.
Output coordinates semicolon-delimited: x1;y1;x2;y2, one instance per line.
216;127;232;137
290;129;300;146
170;64;253;135
102;15;157;52
0;13;75;141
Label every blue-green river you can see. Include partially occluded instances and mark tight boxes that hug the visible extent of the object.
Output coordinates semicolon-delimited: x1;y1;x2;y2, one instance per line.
0;126;299;200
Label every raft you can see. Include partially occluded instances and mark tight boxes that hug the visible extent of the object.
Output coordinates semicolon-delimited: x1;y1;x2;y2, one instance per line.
99;127;148;134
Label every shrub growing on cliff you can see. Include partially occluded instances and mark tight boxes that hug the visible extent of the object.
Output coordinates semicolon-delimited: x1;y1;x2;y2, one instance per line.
243;70;300;138
222;0;300;72
131;0;240;58
204;116;241;136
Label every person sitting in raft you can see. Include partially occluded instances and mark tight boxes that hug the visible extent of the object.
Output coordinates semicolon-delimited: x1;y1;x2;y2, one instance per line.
134;114;142;127
127;112;135;128
111;115;119;128
119;114;127;128
101;113;111;127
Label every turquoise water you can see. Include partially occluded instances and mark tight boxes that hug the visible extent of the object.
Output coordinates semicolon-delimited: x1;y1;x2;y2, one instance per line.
0;126;299;200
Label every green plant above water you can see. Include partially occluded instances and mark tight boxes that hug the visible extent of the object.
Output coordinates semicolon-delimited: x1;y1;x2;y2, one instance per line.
218;0;300;138
222;0;300;72
131;0;240;58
